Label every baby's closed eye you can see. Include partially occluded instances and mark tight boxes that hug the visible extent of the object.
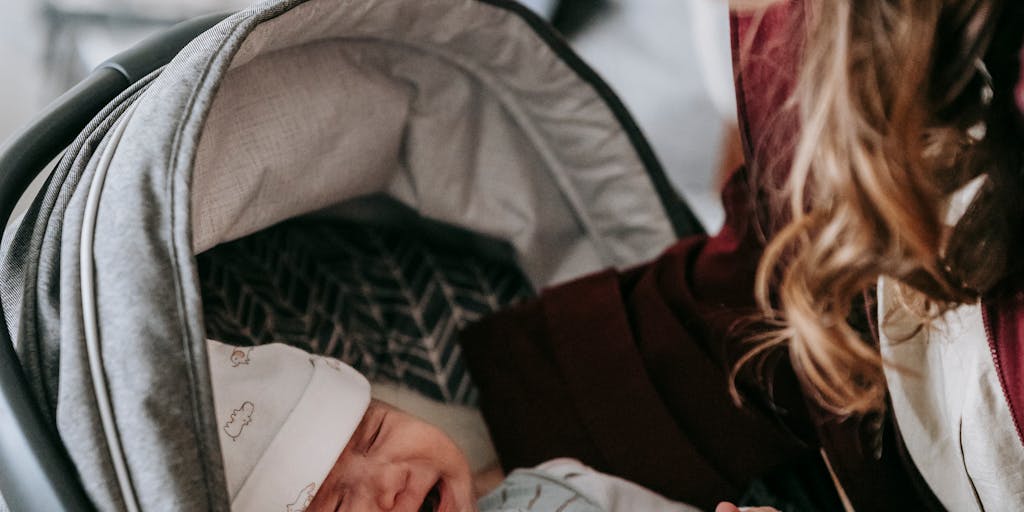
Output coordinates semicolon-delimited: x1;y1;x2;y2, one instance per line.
363;412;385;455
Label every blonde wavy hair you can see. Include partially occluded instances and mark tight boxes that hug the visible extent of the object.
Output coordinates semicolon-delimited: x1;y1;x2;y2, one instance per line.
735;0;1024;416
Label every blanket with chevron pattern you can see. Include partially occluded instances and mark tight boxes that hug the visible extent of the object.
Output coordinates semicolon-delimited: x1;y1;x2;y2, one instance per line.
197;218;533;405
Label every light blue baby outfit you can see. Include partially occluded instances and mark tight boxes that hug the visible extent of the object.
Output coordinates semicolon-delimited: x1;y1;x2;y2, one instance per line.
478;459;701;512
479;468;603;512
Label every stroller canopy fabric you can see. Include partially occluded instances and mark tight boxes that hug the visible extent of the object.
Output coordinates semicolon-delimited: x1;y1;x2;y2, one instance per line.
1;0;684;509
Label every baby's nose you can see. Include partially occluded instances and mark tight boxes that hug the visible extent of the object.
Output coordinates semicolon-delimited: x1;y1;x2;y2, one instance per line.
370;464;408;510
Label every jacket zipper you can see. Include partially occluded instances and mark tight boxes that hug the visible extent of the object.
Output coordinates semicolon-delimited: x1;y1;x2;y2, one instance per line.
981;304;1024;449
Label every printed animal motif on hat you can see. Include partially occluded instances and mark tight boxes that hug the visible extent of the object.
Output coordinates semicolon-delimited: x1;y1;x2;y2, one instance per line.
223;401;255;441
229;347;252;367
286;482;317;512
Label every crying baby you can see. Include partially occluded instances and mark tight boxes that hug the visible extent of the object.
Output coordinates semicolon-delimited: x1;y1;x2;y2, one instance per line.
207;339;477;512
208;340;703;512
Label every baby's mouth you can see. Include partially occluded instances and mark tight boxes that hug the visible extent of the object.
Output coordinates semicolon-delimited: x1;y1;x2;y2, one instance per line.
418;479;443;512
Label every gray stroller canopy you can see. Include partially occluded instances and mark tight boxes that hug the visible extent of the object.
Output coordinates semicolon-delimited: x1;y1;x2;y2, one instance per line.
1;0;695;509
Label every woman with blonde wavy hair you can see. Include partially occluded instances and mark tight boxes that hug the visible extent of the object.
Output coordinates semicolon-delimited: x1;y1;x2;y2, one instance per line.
460;0;1024;510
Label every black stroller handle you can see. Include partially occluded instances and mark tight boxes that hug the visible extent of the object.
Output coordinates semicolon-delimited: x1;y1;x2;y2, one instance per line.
0;12;230;512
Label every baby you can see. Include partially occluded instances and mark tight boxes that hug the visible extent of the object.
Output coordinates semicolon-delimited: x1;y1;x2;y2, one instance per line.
207;340;703;512
305;398;476;511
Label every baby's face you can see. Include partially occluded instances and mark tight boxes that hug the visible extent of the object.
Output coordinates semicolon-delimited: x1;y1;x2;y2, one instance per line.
308;400;476;512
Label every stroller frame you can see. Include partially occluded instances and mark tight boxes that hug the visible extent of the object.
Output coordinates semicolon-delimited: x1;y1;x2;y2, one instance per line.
0;4;704;510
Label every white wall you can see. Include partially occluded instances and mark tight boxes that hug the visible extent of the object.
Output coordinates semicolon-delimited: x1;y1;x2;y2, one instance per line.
0;0;48;143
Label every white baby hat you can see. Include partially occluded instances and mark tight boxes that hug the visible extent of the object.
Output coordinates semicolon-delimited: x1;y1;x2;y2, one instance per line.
206;339;371;512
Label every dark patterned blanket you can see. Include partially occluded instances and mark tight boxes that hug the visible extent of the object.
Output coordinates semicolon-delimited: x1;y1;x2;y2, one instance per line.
196;218;533;405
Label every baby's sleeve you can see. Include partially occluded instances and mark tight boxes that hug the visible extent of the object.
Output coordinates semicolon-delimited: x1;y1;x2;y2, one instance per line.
478;459;702;512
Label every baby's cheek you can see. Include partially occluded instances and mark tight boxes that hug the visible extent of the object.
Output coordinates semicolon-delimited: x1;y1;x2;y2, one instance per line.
435;432;470;469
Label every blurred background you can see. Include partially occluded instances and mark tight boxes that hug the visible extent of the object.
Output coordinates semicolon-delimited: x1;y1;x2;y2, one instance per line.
0;0;740;232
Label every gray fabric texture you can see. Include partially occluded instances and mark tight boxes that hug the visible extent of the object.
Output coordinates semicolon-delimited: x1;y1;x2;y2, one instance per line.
189;0;677;287
1;0;680;509
1;78;154;423
76;7;286;509
0;76;157;511
1;6;284;509
59;100;136;512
